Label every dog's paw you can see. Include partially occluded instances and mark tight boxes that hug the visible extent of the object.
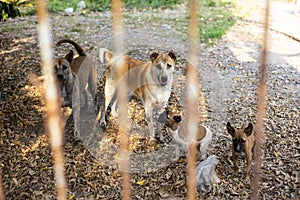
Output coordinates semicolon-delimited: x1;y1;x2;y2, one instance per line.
100;121;107;131
244;174;250;183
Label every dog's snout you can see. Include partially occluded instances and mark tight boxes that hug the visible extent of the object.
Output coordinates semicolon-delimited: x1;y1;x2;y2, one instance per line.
161;76;168;83
173;116;182;123
57;74;65;81
234;146;243;153
233;143;244;153
233;138;245;153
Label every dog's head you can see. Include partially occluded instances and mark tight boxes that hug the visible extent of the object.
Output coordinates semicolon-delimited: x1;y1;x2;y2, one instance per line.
150;52;176;87
54;50;74;86
158;109;182;131
226;122;253;153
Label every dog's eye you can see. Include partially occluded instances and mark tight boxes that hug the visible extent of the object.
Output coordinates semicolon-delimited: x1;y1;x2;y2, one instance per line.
167;63;172;69
156;64;162;70
62;65;68;70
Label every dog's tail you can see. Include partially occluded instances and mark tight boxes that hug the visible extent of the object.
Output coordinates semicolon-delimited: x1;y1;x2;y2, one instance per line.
99;48;113;64
56;39;86;56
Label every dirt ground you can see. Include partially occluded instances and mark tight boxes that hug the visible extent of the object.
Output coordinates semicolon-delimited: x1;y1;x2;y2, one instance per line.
0;0;299;199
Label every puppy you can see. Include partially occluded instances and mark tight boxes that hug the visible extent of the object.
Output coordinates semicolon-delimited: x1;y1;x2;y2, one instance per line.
55;39;97;108
159;110;212;160
226;122;255;181
98;48;176;139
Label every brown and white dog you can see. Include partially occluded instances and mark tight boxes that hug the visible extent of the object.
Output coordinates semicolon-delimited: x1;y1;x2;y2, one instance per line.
98;48;176;139
55;39;97;108
226;122;255;181
159;110;212;160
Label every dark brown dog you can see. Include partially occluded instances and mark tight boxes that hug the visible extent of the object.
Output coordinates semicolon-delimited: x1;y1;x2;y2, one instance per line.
226;122;255;181
55;39;96;108
53;50;75;107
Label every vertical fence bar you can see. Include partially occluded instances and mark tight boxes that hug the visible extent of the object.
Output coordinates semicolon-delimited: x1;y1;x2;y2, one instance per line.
0;174;4;200
186;0;201;199
251;0;270;199
111;0;131;200
35;0;66;199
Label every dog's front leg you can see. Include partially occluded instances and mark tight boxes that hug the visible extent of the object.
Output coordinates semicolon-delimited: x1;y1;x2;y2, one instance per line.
144;106;156;140
98;101;109;130
232;146;238;173
145;103;167;141
245;151;252;181
156;121;164;140
154;107;165;141
99;80;115;130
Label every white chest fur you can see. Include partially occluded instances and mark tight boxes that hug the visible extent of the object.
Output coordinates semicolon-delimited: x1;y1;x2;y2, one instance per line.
151;85;171;104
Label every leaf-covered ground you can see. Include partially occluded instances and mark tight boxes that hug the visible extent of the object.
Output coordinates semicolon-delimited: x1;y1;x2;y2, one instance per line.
0;1;299;199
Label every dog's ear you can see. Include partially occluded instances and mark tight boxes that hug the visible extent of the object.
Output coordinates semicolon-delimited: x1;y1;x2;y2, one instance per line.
99;48;113;63
150;52;159;63
65;50;74;64
244;123;253;137
226;122;235;136
168;51;176;62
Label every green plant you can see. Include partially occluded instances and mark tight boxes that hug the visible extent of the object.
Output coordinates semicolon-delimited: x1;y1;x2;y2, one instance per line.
48;0;78;12
85;0;110;12
124;0;182;9
0;0;33;21
199;0;236;43
47;0;182;13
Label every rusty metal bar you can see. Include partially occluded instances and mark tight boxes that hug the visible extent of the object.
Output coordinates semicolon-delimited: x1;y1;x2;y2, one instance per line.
112;0;125;55
186;0;201;199
0;173;4;200
35;0;66;199
251;0;270;199
111;0;131;200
